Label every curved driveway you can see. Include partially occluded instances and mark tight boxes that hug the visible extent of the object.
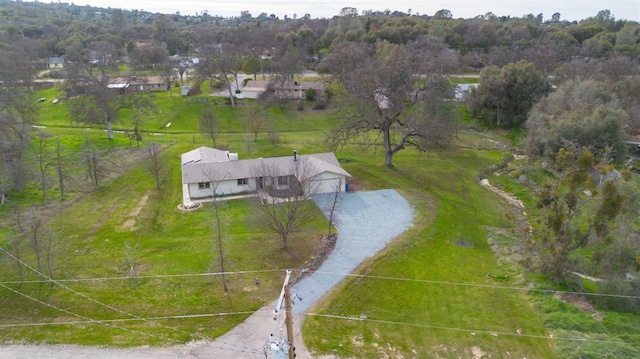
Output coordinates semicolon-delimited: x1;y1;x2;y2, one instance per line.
293;189;414;313
0;190;414;359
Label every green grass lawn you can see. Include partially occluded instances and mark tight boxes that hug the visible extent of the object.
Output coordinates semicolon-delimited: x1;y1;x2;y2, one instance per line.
34;87;335;135
1;86;637;356
302;147;558;358
0;137;326;346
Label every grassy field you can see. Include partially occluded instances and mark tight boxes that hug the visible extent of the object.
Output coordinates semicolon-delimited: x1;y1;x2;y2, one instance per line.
303;144;558;358
0;85;637;357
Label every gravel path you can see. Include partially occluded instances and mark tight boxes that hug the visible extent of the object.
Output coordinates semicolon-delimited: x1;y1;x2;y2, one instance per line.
0;190;413;359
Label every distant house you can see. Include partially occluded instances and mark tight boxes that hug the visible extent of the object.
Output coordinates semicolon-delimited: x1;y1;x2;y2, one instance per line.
590;167;621;186
242;80;325;100
48;56;64;69
454;83;478;101
109;76;169;93
274;81;325;100
180;147;350;207
242;80;270;99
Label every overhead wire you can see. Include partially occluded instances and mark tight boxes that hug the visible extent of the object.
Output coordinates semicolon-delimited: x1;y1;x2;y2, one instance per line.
310;269;640;300
1;267;635;300
0;248;274;354
303;312;640;346
0;268;286;284
0;248;207;343
0;282;178;343
1;252;637;349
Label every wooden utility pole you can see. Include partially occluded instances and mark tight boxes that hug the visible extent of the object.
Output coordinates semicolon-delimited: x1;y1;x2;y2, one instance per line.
284;284;295;358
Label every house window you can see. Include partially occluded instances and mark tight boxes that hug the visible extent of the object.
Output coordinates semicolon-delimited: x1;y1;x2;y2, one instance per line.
237;178;248;185
277;176;289;186
198;182;210;190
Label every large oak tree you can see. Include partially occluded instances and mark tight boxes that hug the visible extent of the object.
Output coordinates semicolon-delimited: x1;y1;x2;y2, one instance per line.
64;41;154;140
322;37;460;166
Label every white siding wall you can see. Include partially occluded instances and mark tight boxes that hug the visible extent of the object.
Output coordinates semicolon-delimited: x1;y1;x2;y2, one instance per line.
310;172;346;194
185;171;346;204
188;178;255;199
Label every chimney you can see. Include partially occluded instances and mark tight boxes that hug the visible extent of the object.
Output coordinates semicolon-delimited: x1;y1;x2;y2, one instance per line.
293;149;297;162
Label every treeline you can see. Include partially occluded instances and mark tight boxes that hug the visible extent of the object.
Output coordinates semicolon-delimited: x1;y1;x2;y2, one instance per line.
1;2;638;63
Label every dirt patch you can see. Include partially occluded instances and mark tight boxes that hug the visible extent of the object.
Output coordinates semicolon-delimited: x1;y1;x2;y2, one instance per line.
129;193;149;217
121;192;150;230
554;291;596;313
479;179;524;209
122;219;136;230
291;233;337;285
471;346;487;358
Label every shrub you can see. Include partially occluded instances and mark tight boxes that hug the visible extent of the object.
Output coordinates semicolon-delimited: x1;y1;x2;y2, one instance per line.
305;88;316;101
313;99;327;110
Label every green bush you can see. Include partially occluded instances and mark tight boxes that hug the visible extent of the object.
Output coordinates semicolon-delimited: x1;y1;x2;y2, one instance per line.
313;99;327;110
305;88;316;101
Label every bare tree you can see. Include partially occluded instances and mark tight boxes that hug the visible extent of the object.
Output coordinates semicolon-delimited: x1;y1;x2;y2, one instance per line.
0;113;31;192
65;41;154;140
8;202;25;281
242;135;257;157
322;38;460;166
251;157;321;249
0;38;37;193
82;139;104;187
34;132;53;202
199;106;219;147
324;178;344;237
196;43;242;108
24;207;53;281
267;131;280;149
169;55;192;87
124;240;140;277
54;138;68;200
200;167;230;292
145;142;163;190
243;103;269;141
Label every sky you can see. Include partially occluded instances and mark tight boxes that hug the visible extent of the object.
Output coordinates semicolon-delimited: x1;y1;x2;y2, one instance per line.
46;0;640;22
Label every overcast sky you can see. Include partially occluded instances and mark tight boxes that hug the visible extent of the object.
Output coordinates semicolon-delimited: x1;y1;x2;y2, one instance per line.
48;0;639;22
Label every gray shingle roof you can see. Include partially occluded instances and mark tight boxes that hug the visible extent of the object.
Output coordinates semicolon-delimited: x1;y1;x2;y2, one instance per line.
181;148;350;184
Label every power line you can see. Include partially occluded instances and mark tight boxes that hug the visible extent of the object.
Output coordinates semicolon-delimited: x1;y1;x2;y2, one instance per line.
0;311;257;328
310;270;640;300
0;248;206;342
0;269;285;284
304;313;640;346
1;266;637;300
2;307;636;348
0;248;270;354
0;282;179;343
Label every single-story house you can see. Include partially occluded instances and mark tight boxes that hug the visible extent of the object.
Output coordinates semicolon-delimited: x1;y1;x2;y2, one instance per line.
242;80;270;99
274;81;325;100
454;83;478;101
180;147;350;207
590;167;621;186
241;80;325;100
109;76;169;93
48;56;64;69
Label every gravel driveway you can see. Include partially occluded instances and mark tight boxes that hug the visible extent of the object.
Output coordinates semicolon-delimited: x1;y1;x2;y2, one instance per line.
293;189;414;313
0;190;413;359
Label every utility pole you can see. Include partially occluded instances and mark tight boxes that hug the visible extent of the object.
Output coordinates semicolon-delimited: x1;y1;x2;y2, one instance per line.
270;270;296;358
284;284;295;359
